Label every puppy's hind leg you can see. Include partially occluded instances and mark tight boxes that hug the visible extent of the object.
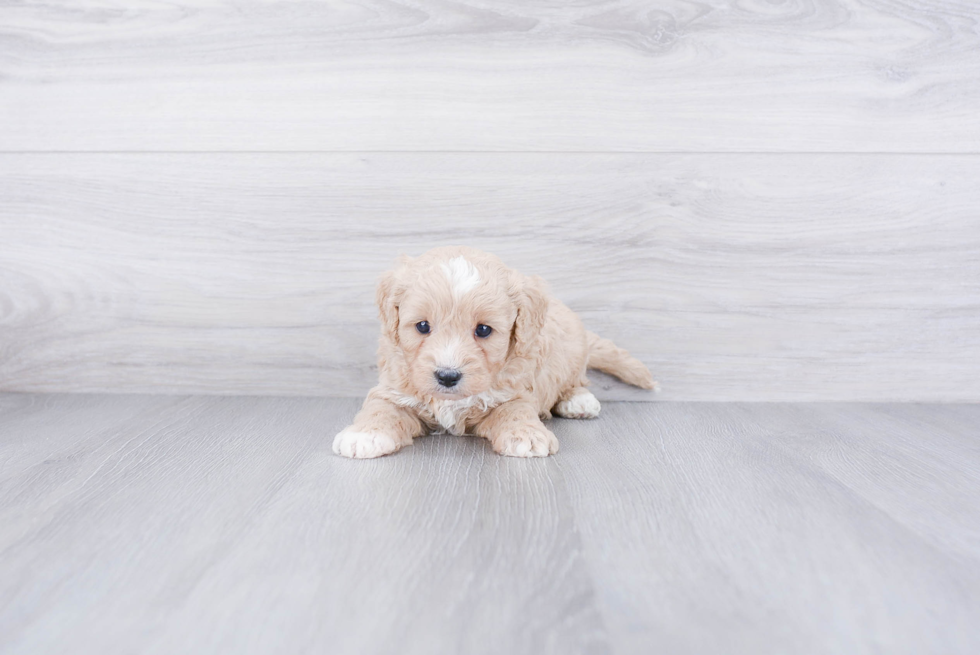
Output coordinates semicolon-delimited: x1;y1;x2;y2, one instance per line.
553;387;601;419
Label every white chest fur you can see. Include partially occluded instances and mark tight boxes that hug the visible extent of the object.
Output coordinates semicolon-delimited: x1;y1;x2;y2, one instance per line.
390;389;512;436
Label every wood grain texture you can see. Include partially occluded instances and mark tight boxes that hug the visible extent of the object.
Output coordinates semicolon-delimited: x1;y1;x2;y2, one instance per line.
2;394;979;654
0;394;607;655
560;403;980;653
555;401;980;654
2;153;978;401
1;0;979;152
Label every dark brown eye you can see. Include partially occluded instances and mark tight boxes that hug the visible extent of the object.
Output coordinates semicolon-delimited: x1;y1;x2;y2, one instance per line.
416;321;430;334
475;324;492;338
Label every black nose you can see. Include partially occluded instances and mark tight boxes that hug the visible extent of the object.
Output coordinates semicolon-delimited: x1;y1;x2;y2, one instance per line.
435;368;463;388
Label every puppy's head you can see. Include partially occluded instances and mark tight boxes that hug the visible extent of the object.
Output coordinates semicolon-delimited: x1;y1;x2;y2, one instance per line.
376;247;548;400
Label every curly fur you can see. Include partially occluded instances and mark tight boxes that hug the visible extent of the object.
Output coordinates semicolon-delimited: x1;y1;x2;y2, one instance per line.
333;246;655;459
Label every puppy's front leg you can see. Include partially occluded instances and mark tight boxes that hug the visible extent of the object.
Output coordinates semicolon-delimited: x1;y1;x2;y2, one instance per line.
333;389;424;459
475;399;559;458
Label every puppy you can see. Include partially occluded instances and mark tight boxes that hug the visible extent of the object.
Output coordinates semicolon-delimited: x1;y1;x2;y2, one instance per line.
333;246;655;458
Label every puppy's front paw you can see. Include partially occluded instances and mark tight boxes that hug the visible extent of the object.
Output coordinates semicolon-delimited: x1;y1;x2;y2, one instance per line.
554;390;601;419
492;424;559;458
332;427;403;459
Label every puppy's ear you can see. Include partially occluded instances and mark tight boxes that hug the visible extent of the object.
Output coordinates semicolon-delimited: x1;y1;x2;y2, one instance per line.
511;274;549;358
376;267;404;343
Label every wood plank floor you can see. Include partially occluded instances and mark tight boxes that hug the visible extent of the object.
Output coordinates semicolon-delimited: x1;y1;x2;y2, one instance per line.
1;394;978;654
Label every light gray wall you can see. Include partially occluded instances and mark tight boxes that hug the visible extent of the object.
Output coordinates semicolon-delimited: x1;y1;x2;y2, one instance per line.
1;1;978;401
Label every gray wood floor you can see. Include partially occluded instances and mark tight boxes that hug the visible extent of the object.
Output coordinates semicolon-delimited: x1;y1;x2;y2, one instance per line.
1;394;978;654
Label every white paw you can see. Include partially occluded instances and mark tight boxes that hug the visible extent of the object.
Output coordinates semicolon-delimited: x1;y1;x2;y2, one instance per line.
554;390;601;419
332;428;402;459
493;425;559;458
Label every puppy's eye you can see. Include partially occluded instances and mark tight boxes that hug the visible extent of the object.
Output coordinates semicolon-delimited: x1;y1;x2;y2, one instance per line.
475;324;492;338
416;321;431;334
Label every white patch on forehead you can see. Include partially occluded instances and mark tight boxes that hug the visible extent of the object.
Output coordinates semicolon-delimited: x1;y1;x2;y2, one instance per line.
440;256;481;299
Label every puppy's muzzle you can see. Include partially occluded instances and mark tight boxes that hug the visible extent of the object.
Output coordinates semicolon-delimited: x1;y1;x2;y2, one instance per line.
435;368;463;389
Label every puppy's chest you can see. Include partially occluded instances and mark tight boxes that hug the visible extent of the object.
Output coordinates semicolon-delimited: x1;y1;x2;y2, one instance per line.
422;400;486;436
391;389;512;436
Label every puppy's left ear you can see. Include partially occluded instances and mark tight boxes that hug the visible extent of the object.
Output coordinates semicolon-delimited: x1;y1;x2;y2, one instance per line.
511;274;550;358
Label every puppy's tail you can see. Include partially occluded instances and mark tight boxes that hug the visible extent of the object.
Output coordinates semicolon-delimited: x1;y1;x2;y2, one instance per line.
586;331;657;390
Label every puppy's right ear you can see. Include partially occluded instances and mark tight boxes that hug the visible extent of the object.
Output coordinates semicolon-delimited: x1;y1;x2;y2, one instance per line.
376;271;400;343
376;256;411;342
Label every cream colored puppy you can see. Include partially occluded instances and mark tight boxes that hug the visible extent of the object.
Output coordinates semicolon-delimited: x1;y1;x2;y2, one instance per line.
333;246;655;458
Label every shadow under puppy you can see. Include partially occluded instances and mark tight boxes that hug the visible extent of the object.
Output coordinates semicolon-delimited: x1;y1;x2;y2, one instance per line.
334;246;655;458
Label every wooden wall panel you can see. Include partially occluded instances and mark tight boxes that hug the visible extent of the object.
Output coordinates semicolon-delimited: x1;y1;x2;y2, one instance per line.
1;0;978;152
2;153;977;401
